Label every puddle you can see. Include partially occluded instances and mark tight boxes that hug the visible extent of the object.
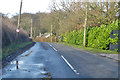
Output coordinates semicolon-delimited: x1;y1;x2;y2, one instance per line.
2;43;52;78
10;61;24;65
3;63;50;78
31;64;44;67
40;70;48;74
5;63;46;72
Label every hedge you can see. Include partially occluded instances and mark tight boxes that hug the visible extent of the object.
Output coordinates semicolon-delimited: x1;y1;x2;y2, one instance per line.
59;19;119;50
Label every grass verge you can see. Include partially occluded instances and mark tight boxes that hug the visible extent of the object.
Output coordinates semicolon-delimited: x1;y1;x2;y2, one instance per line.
2;41;33;60
61;43;120;54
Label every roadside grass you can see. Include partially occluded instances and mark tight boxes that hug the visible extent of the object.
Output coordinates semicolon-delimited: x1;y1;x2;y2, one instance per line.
61;43;119;54
1;41;33;60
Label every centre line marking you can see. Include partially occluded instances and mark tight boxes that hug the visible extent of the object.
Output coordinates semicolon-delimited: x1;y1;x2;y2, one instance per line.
48;43;57;52
61;55;80;75
52;47;58;51
48;43;52;47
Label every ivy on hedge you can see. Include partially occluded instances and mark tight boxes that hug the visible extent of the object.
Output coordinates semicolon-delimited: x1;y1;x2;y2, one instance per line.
59;19;119;50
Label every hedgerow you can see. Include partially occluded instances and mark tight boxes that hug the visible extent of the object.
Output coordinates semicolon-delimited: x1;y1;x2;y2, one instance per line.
60;19;118;50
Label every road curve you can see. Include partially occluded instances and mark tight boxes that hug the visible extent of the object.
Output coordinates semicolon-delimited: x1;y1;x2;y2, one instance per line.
48;42;118;78
2;42;118;78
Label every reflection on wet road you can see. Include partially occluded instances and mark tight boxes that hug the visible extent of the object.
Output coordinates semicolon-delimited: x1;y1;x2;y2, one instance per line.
2;42;78;78
2;43;50;78
2;42;118;78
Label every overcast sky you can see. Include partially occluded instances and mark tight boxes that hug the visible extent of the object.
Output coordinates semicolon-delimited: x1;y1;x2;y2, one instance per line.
0;0;51;17
0;0;119;17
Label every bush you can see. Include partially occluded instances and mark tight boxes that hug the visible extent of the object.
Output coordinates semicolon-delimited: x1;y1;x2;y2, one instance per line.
87;20;118;50
60;19;119;50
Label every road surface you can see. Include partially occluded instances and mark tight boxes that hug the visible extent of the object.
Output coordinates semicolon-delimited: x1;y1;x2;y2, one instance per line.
2;42;118;78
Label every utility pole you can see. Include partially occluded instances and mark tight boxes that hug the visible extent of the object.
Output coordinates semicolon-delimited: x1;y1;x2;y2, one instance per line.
39;32;41;37
16;0;23;43
83;2;88;47
30;19;33;38
51;24;53;42
17;0;23;28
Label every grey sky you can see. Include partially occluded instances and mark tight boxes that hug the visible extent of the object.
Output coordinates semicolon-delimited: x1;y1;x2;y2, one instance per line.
0;0;119;17
0;0;51;17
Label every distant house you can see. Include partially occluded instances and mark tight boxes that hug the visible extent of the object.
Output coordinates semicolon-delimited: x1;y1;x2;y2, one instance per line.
45;34;50;38
39;33;51;42
41;33;50;38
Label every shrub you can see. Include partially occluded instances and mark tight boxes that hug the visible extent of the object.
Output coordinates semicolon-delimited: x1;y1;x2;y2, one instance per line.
60;19;119;50
87;20;118;50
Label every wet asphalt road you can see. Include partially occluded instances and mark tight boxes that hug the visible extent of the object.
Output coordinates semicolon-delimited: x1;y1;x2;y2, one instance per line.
2;42;118;78
47;42;118;78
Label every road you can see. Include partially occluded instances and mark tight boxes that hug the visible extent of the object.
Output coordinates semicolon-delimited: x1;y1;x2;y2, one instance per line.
2;42;118;78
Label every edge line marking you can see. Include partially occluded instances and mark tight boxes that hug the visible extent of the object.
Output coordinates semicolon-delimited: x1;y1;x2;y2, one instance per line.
61;55;80;75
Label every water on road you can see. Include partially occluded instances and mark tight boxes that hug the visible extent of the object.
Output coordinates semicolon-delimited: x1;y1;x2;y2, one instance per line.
2;42;118;78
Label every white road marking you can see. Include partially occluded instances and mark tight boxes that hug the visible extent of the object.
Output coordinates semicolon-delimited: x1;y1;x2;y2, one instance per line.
48;43;51;46
74;70;77;73
48;43;57;52
61;55;80;75
76;73;80;75
52;47;58;51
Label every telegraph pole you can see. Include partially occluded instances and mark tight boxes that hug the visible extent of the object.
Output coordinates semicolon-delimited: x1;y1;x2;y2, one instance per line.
17;0;23;28
83;2;88;47
39;32;41;37
51;24;53;42
30;19;33;38
16;0;23;43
